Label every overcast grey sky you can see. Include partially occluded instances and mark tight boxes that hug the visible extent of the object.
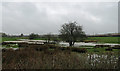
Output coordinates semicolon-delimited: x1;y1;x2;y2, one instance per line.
1;2;118;35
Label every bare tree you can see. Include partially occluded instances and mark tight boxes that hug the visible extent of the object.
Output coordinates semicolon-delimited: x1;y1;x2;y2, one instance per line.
60;21;86;46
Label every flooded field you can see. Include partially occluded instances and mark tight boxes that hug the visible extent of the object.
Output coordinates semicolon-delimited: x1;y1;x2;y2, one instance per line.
59;42;120;47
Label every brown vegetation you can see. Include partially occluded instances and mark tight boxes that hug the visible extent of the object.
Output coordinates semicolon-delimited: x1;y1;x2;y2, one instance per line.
95;45;111;48
84;40;98;43
2;46;84;69
2;45;119;69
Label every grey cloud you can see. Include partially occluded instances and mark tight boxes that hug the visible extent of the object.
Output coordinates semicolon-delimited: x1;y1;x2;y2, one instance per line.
2;2;118;35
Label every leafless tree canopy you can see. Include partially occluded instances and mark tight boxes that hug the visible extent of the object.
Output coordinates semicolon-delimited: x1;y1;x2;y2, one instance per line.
60;21;86;46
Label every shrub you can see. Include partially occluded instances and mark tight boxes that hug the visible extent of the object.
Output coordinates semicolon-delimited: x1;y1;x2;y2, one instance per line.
18;43;28;48
71;47;87;53
84;40;98;43
2;48;14;52
112;45;120;49
105;48;113;51
95;45;111;48
93;49;99;52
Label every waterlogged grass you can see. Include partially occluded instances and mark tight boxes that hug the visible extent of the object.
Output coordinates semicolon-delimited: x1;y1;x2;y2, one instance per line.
78;46;119;53
2;44;19;48
2;37;28;42
86;47;119;54
1;37;120;44
87;48;105;53
2;37;58;42
87;37;120;43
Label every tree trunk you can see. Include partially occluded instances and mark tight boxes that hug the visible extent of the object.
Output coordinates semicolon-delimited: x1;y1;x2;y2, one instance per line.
69;41;74;47
69;41;72;47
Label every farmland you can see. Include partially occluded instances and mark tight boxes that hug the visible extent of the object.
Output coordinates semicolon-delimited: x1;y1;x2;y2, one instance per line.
1;37;28;42
1;36;120;69
1;36;120;43
87;37;120;43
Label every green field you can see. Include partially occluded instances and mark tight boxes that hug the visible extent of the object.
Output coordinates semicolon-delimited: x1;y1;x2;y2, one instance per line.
1;37;59;43
0;37;28;43
78;45;119;53
87;37;120;43
1;37;120;44
86;47;119;54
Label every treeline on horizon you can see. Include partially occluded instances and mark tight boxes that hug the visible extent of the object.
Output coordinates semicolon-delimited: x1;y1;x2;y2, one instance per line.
1;32;120;37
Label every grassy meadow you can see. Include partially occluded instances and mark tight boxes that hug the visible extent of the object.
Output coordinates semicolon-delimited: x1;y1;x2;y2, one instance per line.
87;37;120;43
1;36;120;43
1;37;28;42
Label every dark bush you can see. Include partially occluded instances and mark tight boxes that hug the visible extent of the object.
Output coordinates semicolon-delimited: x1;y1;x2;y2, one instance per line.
95;45;111;48
46;44;58;49
18;43;28;48
2;42;7;45
27;44;49;51
84;40;98;43
112;45;120;49
58;47;67;50
2;49;7;52
94;50;99;52
71;47;87;53
2;48;14;52
29;33;39;39
105;48;113;51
